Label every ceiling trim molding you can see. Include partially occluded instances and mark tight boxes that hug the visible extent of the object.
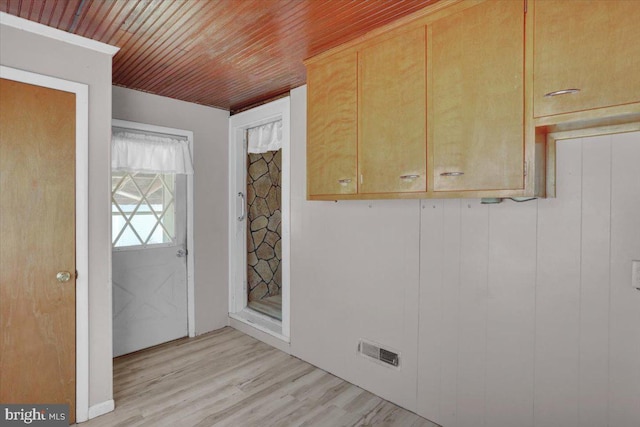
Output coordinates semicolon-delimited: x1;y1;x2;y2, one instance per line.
0;12;119;56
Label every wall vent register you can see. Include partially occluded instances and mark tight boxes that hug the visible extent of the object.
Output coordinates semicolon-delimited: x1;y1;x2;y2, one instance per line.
358;339;400;368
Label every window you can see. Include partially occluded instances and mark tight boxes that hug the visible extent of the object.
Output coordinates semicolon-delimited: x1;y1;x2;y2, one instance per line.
111;171;176;248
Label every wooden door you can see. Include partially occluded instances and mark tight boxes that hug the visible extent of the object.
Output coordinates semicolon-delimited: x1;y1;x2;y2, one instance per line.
359;27;426;194
307;51;358;197
431;0;525;192
534;0;640;118
0;78;76;423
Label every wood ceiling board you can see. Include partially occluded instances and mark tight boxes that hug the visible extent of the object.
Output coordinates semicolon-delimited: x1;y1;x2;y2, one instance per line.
1;0;438;112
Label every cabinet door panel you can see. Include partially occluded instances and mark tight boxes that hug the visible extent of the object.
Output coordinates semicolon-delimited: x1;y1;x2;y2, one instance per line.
307;51;358;197
432;0;524;192
534;0;640;118
359;28;426;194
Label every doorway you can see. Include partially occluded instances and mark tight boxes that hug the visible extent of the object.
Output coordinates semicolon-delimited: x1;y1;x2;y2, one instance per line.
111;120;195;357
228;97;290;340
246;143;283;320
0;67;89;423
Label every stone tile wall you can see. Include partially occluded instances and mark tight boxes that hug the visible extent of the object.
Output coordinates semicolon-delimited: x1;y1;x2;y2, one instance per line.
247;150;282;301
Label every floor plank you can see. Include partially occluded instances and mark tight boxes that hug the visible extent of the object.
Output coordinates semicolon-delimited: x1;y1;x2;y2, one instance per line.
78;327;438;426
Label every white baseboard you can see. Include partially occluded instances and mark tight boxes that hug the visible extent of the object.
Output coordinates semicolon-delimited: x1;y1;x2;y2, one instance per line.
87;399;115;420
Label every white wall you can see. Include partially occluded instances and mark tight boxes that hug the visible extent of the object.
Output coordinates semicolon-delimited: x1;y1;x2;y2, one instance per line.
290;85;640;426
1;23;115;408
419;133;640;427
112;87;230;333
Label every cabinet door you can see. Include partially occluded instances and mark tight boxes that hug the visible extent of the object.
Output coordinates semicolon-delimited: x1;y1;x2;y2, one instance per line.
359;28;426;194
307;51;358;197
534;0;640;118
431;0;525;192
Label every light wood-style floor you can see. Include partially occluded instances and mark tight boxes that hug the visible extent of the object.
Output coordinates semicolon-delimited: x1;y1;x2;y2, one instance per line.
78;327;438;427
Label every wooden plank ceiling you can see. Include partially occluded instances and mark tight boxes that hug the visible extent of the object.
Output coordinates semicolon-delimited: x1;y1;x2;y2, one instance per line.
1;0;437;112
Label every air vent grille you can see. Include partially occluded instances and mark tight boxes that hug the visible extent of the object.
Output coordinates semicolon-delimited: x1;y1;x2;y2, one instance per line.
358;339;400;368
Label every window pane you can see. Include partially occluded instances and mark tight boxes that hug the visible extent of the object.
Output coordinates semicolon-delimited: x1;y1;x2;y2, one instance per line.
112;172;176;248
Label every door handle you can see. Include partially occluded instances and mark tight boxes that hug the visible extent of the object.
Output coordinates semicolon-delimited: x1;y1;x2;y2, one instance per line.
56;271;71;282
176;249;188;258
238;192;246;221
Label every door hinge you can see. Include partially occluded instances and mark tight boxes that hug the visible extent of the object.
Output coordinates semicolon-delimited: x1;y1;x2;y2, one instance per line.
75;270;79;280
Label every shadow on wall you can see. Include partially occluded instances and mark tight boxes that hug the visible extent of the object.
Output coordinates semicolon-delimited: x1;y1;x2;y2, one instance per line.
247;150;282;301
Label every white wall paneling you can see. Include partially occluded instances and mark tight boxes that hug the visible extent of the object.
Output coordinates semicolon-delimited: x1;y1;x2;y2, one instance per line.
485;197;536;427
579;135;611;427
418;199;445;424
417;132;640;427
609;132;640;427
439;200;462;426
456;200;489;427
535;139;583;427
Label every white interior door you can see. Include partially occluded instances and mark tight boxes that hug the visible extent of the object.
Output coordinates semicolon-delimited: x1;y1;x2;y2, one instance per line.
112;171;189;357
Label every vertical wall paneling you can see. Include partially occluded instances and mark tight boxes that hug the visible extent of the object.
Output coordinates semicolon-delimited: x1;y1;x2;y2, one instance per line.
439;199;462;426
608;132;640;427
417;200;444;424
456;200;489;427
534;139;583;427
485;200;537;427
291;200;422;409
416;132;639;427
578;135;612;427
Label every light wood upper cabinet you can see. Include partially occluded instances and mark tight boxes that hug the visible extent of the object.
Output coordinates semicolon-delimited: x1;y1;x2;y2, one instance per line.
307;51;358;197
305;0;552;201
431;0;525;192
358;28;427;194
534;0;640;118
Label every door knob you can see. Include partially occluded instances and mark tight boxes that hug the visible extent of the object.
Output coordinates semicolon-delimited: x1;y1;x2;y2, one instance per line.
56;271;71;282
177;249;188;258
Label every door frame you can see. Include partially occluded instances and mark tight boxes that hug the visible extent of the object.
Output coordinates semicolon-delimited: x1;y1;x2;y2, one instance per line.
228;97;291;341
0;65;90;422
111;119;196;338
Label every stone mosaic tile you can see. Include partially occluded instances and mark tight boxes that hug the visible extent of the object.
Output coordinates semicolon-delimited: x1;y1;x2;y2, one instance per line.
247;150;282;302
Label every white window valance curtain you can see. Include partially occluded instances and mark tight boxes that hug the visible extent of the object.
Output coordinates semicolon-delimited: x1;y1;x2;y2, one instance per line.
111;130;194;175
247;119;282;153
